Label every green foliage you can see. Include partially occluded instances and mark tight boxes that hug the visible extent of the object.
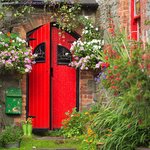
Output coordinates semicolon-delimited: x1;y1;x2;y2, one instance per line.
47;130;62;137
90;31;150;150
50;0;81;32
0;126;23;146
61;108;91;138
0;0;81;32
0;1;34;31
0;136;83;150
91;100;150;150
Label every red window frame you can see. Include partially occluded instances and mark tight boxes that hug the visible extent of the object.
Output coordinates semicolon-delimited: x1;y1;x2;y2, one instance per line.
131;0;141;40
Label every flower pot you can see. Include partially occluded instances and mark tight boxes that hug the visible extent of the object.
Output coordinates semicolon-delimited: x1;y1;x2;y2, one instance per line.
27;124;32;136
22;124;27;136
4;141;20;149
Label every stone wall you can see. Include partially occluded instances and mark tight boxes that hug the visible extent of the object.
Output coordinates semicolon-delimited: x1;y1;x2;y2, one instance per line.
96;0;129;33
141;0;150;43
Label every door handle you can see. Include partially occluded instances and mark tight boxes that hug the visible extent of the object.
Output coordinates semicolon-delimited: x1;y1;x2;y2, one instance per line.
28;115;36;118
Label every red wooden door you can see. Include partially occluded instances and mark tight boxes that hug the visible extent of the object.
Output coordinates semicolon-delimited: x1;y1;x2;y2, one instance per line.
28;23;77;129
28;24;50;129
51;27;77;129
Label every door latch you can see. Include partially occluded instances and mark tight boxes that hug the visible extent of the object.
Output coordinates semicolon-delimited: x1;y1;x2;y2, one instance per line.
50;68;53;77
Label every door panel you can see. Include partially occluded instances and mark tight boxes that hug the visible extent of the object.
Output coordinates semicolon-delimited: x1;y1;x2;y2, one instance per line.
51;27;77;129
28;24;50;129
28;23;77;129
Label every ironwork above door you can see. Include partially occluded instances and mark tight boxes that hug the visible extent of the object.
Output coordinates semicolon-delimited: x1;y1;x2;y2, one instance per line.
57;45;72;65
33;43;45;62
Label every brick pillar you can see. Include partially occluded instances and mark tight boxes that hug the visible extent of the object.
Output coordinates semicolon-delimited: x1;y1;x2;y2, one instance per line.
80;70;95;111
14;75;27;125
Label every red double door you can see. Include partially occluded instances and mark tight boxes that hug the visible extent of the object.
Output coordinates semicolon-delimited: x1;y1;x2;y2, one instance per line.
28;23;78;129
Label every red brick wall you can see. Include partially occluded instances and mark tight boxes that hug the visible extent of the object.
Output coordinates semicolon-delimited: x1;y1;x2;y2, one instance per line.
80;71;95;111
118;0;129;31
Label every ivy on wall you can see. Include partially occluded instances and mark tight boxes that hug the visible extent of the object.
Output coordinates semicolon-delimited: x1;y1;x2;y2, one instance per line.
0;0;82;32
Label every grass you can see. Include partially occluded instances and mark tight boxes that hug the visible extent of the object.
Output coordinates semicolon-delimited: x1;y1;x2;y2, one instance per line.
0;135;83;150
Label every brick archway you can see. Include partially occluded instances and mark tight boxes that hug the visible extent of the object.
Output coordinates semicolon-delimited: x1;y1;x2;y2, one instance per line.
13;15;95;124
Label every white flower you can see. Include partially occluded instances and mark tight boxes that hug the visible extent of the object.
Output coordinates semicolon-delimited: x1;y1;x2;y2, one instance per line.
84;30;88;34
95;27;99;31
101;40;104;45
25;68;30;72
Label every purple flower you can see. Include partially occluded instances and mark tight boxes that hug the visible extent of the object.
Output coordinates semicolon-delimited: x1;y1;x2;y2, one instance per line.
101;72;106;79
24;58;31;63
24;52;29;55
94;77;100;83
11;50;15;54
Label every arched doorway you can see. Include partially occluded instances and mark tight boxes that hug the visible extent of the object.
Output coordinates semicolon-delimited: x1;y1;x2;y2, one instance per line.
27;23;79;130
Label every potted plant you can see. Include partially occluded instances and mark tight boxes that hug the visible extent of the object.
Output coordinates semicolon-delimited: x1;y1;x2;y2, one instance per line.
0;125;23;148
22;117;32;136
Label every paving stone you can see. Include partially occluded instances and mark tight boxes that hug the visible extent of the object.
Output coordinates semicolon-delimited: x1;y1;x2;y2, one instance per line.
35;136;66;141
136;148;150;150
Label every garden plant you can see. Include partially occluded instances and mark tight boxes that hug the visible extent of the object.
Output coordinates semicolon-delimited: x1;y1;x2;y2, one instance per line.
22;117;32;136
0;32;36;74
61;30;150;150
91;31;150;150
70;17;104;70
0;125;23;148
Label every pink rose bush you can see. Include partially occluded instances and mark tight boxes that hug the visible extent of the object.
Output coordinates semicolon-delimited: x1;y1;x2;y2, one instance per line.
0;32;36;74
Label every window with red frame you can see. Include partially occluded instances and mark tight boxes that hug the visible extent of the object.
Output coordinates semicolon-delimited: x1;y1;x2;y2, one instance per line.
131;0;141;40
135;0;140;16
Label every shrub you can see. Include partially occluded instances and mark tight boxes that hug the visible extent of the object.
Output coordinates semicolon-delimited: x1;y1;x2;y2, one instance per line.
61;108;91;138
0;126;23;146
91;31;150;150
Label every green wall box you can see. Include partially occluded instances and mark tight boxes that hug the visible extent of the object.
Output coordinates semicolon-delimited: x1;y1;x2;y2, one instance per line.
5;87;22;114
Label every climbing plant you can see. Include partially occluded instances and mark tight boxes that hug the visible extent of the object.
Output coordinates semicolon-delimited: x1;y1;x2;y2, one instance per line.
0;0;34;31
0;0;82;32
49;0;81;32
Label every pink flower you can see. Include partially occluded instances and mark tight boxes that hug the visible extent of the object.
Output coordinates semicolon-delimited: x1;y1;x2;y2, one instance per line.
95;61;102;68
